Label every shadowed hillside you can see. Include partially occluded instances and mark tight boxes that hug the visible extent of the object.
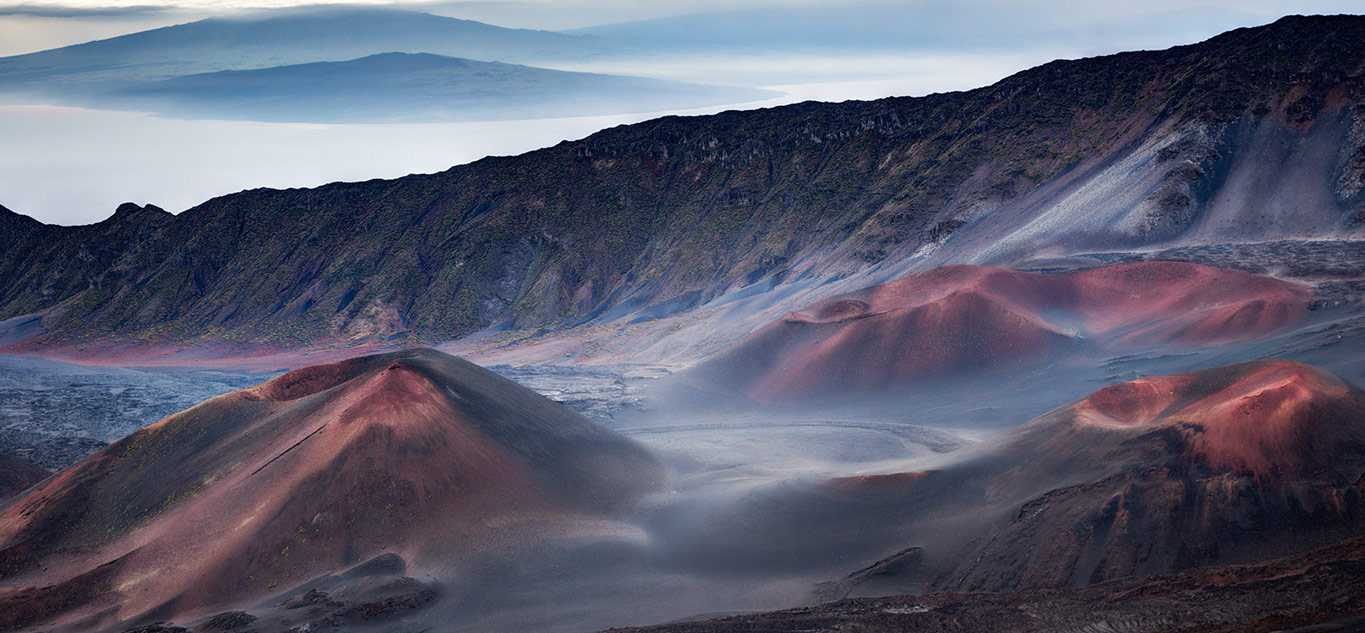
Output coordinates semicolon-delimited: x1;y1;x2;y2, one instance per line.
1;16;1362;358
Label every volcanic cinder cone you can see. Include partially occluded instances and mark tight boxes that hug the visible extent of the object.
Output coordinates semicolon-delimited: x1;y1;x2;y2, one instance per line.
704;360;1365;597
947;359;1365;591
0;348;662;629
701;261;1310;403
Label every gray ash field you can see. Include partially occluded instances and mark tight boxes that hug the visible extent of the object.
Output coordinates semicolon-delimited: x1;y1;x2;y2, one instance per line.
0;356;272;469
487;364;667;423
0;357;659;472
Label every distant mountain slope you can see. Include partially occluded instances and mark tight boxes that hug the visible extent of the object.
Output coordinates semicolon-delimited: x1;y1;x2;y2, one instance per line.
110;52;775;123
0;7;612;96
1;16;1362;353
569;4;1258;54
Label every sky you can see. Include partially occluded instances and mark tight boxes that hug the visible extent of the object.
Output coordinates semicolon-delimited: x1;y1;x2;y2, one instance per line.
2;0;1362;224
4;0;1364;55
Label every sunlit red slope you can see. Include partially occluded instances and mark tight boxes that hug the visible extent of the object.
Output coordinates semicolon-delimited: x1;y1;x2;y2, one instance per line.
734;361;1365;597
702;261;1310;403
0;348;661;629
1073;359;1360;476
948;360;1365;591
650;361;1365;600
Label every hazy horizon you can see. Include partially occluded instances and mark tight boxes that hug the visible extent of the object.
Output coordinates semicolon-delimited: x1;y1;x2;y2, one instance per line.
3;1;1363;53
4;0;1363;225
3;9;1364;633
2;45;1057;225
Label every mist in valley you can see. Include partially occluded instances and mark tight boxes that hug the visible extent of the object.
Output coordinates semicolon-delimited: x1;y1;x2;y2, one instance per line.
8;0;1355;226
0;50;1039;226
0;345;1097;631
3;5;1365;633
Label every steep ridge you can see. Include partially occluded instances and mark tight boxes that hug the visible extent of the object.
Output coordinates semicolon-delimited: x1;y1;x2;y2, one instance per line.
697;261;1311;403
0;16;1361;353
0;203;174;325
0;348;661;629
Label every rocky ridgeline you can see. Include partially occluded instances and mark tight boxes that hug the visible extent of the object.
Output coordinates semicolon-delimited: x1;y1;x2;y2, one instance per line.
0;16;1362;353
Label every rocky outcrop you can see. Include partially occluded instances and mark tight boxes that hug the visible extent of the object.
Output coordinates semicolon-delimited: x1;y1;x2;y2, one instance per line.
607;534;1365;633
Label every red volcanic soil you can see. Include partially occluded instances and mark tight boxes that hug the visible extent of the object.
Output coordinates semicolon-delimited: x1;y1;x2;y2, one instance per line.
945;360;1365;591
787;361;1365;595
1072;359;1361;477
1060;262;1309;346
0;348;661;630
703;261;1310;403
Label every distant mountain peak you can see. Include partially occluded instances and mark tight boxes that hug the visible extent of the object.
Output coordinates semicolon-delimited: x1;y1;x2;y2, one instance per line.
111;201;167;215
110;50;773;123
0;4;615;90
107;202;172;224
0;202;44;233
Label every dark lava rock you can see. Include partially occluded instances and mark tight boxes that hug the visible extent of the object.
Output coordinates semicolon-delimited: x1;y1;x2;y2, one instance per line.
283;589;340;610
606;535;1365;633
332;585;440;623
124;624;190;633
196;611;257;631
